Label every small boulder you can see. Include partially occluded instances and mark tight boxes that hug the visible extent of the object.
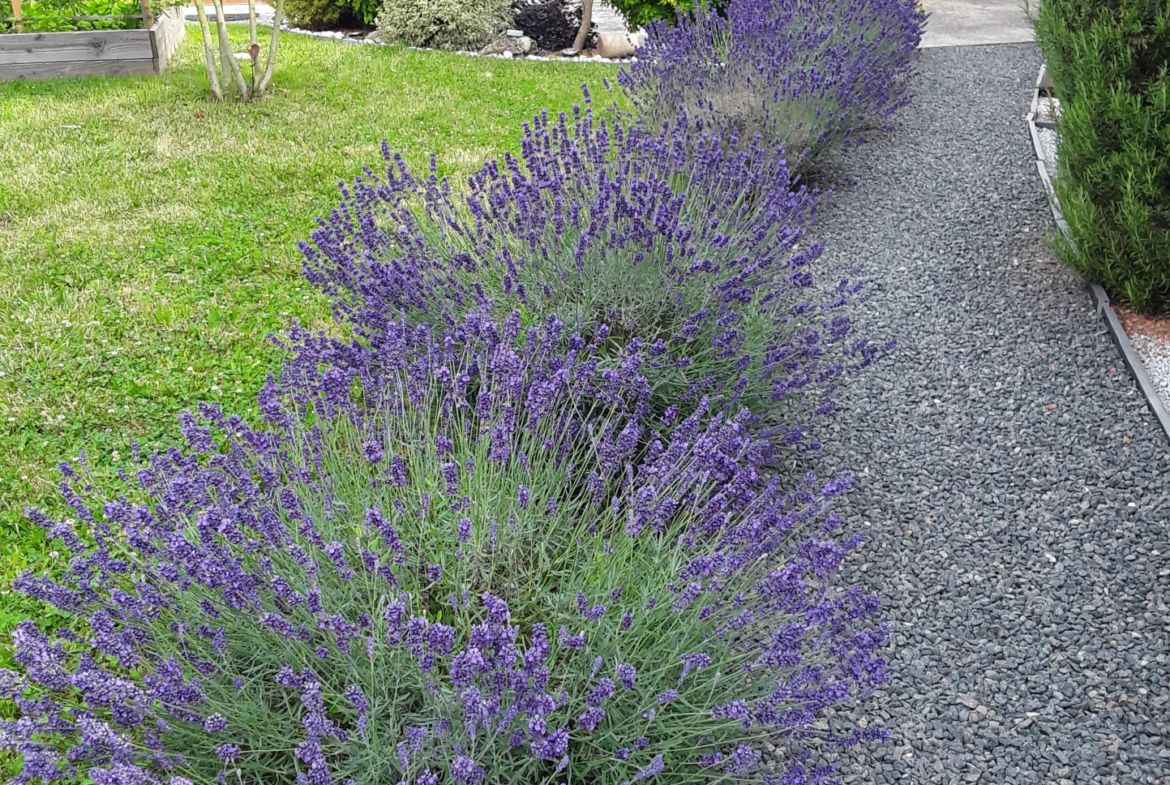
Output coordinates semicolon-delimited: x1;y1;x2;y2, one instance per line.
560;46;580;57
480;35;536;56
479;37;512;55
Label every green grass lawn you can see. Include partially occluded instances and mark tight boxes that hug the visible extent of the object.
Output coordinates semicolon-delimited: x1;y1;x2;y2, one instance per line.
0;27;615;645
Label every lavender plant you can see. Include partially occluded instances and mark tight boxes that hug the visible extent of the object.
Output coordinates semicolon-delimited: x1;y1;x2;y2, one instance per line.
301;96;882;439
617;0;927;167
1;310;886;785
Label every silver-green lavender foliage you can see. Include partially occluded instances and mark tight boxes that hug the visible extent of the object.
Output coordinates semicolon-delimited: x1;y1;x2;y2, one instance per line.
301;99;882;442
618;0;926;167
2;311;886;785
377;0;512;50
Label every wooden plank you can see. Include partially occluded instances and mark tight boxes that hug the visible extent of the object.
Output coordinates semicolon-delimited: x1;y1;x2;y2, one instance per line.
148;20;159;61
0;57;155;81
9;0;22;33
149;7;185;74
0;30;153;65
160;9;184;65
4;14;145;22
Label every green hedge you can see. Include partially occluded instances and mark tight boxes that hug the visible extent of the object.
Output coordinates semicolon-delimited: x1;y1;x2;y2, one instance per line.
285;0;379;29
1035;0;1170;312
605;0;727;28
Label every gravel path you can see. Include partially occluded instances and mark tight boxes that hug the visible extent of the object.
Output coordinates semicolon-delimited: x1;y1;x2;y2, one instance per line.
803;44;1170;785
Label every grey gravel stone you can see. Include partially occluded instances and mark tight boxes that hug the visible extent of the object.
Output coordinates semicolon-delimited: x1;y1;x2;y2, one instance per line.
800;43;1170;785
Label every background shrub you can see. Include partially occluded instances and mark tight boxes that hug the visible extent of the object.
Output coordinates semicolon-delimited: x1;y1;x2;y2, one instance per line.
350;0;380;25
1035;0;1170;312
0;310;886;785
605;0;728;29
618;0;925;168
377;0;513;50
284;0;380;29
512;0;591;51
285;0;346;29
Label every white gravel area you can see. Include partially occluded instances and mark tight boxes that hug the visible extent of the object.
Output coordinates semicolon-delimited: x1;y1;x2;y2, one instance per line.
1036;125;1058;180
1036;94;1062;124
592;2;630;34
1128;333;1170;410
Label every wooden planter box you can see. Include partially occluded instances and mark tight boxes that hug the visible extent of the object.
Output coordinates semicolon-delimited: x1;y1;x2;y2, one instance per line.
0;6;184;81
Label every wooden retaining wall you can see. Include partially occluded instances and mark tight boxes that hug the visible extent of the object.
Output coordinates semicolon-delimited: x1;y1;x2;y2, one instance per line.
0;7;184;81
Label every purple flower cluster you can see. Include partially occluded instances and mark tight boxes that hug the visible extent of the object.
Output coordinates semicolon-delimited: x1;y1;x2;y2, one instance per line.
0;0;914;779
298;95;884;436
618;0;927;165
1;302;886;785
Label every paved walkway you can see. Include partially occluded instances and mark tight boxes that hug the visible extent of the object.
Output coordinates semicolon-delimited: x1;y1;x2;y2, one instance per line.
921;0;1035;47
805;43;1170;785
182;2;275;22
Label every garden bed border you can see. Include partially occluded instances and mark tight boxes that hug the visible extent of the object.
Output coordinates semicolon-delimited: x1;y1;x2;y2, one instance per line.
1026;63;1170;442
0;5;183;81
282;25;623;63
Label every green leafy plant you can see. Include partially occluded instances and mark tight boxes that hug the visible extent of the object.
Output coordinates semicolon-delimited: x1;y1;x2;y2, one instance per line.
285;0;348;28
272;0;379;29
1035;0;1170;312
3;0;142;33
605;0;726;30
350;0;378;25
376;0;512;50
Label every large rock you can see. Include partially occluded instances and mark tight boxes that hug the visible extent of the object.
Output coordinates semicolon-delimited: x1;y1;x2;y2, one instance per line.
596;31;635;59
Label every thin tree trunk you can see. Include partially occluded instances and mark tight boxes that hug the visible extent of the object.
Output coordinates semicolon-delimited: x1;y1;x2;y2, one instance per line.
572;0;593;52
211;0;251;100
247;0;259;92
217;6;231;96
256;0;285;94
247;0;257;46
193;0;224;100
